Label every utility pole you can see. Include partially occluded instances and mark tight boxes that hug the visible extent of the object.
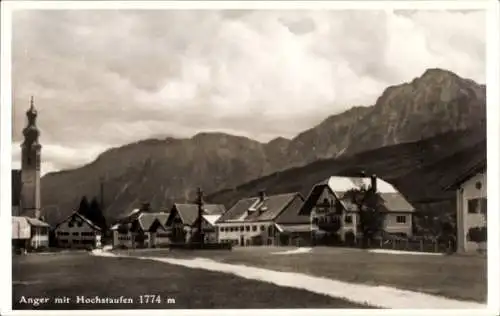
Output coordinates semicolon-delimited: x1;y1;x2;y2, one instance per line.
100;176;105;211
196;187;204;245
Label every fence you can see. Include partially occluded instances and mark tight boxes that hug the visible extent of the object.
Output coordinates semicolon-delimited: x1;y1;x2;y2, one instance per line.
358;237;454;253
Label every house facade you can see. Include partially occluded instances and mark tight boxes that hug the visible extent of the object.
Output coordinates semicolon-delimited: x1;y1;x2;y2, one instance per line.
166;203;226;243
216;191;305;246
447;161;487;254
111;209;170;249
299;175;415;243
12;216;50;250
54;212;102;249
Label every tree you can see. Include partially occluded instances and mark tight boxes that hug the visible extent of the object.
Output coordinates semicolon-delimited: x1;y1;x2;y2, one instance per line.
341;185;385;248
191;187;205;245
88;197;107;232
78;196;90;216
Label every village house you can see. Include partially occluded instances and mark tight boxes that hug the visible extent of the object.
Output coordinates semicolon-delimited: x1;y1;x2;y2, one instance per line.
166;203;226;243
445;158;487;254
273;195;317;246
299;175;415;243
110;203;170;248
54;211;103;249
12;216;50;250
216;191;305;246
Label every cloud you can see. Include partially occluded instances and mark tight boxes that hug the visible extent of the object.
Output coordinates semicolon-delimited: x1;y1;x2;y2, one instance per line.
10;9;486;174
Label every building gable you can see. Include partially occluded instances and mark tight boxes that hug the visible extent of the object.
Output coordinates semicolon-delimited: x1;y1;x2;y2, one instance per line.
55;212;101;232
218;193;300;223
166;206;184;226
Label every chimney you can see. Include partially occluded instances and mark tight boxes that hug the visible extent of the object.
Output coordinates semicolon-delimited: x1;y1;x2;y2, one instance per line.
259;190;266;202
370;174;377;192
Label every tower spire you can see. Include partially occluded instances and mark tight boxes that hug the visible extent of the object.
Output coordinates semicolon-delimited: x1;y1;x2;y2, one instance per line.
20;95;42;219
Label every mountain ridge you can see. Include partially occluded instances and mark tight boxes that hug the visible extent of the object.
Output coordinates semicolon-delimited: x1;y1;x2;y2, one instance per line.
39;68;486;224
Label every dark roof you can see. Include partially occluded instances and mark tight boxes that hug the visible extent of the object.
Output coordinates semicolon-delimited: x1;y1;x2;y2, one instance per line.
217;193;301;223
274;194;307;224
298;184;331;216
172;203;226;226
444;158;486;191
137;212;169;231
55;211;102;231
299;176;414;215
12;170;22;207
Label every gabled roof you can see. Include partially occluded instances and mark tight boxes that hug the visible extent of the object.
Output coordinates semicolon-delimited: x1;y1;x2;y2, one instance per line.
55;211;102;231
118;208;142;223
273;194;307;224
25;217;51;228
12;170;22;207
137;212;169;231
300;176;414;214
217;192;301;223
171;203;226;226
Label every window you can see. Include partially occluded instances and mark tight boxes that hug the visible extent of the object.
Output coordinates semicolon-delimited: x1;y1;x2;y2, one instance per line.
345;215;353;224
220;227;224;232
77;221;83;227
396;216;406;224
73;240;80;244
252;225;257;231
260;225;265;231
72;232;79;236
240;226;244;232
68;222;73;228
245;226;250;232
468;198;487;214
229;227;234;232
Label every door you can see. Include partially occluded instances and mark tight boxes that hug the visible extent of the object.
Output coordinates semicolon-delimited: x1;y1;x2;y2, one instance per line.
240;236;244;246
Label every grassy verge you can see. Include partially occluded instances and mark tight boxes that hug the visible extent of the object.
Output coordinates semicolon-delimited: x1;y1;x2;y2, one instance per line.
12;252;371;309
116;246;487;302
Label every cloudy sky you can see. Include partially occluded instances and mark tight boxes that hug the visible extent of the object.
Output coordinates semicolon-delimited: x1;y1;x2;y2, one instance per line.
11;9;485;175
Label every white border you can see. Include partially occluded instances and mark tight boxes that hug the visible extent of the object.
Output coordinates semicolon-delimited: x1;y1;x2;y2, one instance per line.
1;1;498;316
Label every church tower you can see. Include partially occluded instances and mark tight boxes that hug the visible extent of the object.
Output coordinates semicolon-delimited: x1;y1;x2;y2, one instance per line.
20;96;42;219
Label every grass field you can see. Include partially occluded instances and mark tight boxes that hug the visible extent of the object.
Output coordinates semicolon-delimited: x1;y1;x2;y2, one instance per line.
114;246;487;303
12;252;371;310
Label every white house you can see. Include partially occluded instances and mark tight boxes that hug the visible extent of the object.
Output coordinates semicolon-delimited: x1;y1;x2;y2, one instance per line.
299;175;415;242
446;159;487;253
216;191;305;246
12;216;50;250
54;212;102;249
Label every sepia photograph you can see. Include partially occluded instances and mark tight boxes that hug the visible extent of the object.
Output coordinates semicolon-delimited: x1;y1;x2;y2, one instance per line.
1;0;499;314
